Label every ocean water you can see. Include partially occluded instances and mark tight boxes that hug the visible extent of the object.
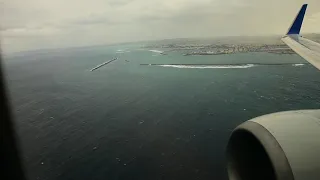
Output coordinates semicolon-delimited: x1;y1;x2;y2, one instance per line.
3;44;320;180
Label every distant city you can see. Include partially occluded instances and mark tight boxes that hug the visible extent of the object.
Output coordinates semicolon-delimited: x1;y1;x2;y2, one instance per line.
147;43;295;55
143;33;320;55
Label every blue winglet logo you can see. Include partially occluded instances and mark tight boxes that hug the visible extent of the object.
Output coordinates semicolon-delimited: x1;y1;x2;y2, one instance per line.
287;4;308;35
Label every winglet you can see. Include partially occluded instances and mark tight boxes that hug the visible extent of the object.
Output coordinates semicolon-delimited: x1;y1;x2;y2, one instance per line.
287;4;308;35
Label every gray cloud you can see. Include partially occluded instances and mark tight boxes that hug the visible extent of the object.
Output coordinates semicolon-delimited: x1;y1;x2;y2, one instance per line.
70;15;118;25
107;0;134;7
1;0;320;53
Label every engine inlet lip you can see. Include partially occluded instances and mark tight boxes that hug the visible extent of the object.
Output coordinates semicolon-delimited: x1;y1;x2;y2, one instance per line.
226;121;294;180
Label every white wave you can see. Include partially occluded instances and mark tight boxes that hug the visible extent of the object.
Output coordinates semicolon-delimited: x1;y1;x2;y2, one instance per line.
157;64;255;69
293;63;305;66
149;50;163;53
116;50;130;53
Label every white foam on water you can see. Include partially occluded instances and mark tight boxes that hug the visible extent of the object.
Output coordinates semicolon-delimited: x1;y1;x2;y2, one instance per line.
116;50;130;53
149;50;163;53
157;64;255;69
292;63;305;66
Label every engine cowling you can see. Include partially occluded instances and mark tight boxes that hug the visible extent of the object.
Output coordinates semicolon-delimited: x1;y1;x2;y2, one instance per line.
226;110;320;180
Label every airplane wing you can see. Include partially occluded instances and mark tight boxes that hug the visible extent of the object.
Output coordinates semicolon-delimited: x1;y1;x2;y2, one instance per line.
281;4;320;71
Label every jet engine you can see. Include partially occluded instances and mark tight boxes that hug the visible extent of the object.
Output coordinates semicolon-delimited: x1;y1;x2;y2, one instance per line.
226;110;320;180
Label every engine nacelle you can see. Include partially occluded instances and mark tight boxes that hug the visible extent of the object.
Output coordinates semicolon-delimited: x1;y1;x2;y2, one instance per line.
226;110;320;180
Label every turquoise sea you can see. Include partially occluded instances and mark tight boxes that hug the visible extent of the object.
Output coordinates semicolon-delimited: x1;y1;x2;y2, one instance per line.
4;43;320;180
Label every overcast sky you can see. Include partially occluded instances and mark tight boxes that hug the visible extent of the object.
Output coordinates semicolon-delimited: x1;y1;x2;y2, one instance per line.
1;0;320;53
